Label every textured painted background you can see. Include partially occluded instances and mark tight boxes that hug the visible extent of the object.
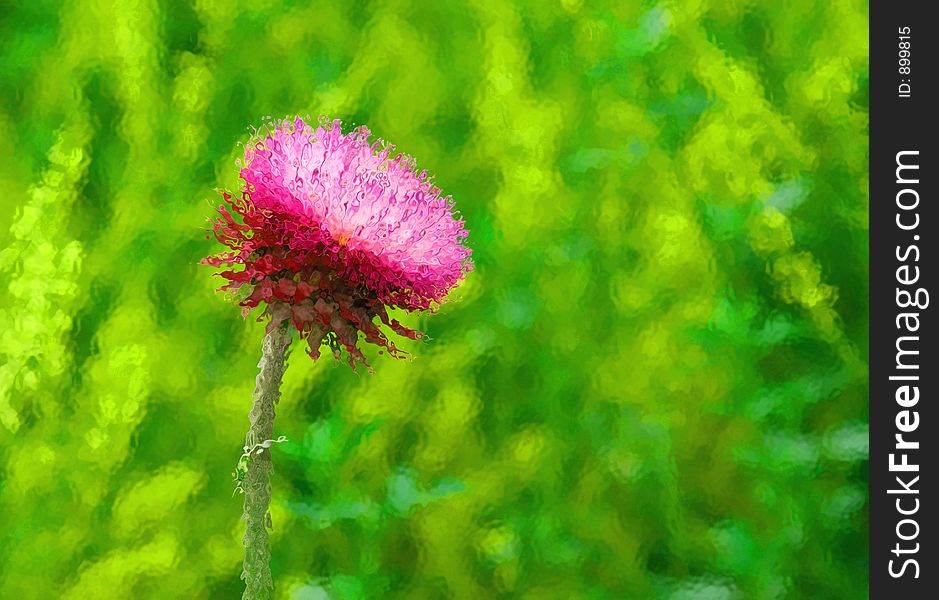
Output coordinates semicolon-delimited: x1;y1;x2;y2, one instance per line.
0;0;869;598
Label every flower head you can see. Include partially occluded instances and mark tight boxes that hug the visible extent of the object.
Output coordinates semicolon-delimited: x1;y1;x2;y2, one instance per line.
203;116;472;368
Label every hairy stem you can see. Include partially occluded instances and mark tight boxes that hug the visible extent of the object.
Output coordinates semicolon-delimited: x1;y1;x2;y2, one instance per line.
241;308;291;600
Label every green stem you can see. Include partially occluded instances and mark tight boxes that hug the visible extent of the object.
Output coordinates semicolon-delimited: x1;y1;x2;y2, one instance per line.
241;308;291;600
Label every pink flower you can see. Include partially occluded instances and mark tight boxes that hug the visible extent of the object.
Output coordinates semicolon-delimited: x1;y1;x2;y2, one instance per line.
203;116;472;368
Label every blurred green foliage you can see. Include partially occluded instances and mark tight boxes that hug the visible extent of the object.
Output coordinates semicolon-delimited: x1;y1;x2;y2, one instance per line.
0;0;868;598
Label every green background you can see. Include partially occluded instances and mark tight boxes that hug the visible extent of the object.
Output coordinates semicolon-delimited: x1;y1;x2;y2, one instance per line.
0;0;869;598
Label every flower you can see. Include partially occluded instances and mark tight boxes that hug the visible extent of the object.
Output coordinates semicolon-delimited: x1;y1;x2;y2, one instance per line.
203;116;472;368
